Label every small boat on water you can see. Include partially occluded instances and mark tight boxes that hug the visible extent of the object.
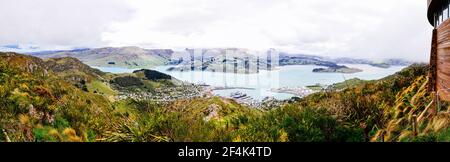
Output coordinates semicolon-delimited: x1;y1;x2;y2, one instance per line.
230;92;247;99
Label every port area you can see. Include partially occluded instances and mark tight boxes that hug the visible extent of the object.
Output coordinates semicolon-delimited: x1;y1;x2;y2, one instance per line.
228;91;260;107
270;86;318;98
206;86;321;108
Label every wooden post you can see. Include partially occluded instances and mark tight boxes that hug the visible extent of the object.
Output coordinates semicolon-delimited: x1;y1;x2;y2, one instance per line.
435;91;440;115
412;115;418;137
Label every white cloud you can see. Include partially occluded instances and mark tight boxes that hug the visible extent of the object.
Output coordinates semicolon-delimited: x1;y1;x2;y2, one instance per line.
0;0;433;61
0;0;132;49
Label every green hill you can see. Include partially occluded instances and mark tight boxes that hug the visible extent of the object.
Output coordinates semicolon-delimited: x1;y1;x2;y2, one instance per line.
296;64;449;142
0;52;114;142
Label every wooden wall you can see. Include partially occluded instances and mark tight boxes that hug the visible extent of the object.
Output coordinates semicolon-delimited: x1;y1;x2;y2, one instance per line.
429;29;437;92
436;18;450;101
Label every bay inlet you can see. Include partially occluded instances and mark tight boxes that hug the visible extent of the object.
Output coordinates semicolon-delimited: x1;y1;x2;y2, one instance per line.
92;64;406;102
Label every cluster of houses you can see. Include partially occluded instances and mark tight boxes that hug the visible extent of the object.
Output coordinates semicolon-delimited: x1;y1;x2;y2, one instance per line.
116;84;206;103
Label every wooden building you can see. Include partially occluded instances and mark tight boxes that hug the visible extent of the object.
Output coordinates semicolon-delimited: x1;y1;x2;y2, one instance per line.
428;0;450;101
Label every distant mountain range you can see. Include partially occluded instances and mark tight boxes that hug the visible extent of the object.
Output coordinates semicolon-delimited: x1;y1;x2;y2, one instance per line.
24;47;414;73
280;54;413;67
29;46;174;68
326;57;413;67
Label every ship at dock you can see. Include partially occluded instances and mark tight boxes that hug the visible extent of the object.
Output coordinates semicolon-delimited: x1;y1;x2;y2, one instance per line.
229;91;260;107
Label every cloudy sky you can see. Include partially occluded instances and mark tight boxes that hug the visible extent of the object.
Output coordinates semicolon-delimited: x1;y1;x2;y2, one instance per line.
0;0;433;61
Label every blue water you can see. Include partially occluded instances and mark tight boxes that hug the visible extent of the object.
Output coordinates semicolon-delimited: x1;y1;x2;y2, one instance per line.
93;64;406;101
91;66;139;74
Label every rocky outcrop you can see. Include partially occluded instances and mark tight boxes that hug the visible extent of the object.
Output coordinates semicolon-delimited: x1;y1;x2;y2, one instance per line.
203;104;222;122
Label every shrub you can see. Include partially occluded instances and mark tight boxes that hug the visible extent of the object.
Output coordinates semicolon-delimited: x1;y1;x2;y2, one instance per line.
33;126;58;142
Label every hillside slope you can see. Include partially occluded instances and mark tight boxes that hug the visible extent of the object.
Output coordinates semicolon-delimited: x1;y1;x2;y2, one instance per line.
0;53;115;142
0;53;447;142
294;64;449;141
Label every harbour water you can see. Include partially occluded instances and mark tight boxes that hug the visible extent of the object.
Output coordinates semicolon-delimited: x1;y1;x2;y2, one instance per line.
91;66;139;74
93;64;406;101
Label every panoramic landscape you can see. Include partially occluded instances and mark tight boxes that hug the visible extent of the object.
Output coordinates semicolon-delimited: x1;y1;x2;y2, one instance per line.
0;0;449;143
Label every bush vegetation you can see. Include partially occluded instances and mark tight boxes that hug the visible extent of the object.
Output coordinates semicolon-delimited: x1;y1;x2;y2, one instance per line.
0;53;448;142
